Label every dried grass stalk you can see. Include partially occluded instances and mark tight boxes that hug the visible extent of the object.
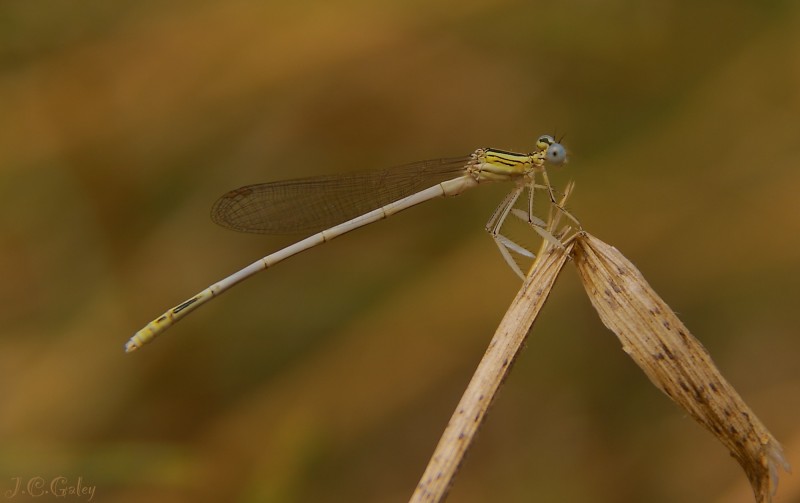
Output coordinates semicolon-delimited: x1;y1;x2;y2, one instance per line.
572;232;789;503
409;240;574;503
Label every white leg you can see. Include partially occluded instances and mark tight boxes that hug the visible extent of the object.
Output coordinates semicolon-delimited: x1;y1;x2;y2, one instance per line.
485;186;529;279
541;169;582;230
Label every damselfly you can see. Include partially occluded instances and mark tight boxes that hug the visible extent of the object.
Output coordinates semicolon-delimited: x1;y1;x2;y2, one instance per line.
125;134;573;352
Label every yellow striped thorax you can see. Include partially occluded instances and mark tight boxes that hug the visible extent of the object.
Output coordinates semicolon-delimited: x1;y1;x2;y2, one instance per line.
468;134;566;183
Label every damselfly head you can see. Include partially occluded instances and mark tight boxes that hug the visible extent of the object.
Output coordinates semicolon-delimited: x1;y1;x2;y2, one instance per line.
536;134;567;166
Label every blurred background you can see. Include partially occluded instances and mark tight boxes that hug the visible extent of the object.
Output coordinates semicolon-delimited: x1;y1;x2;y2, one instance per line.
1;0;799;501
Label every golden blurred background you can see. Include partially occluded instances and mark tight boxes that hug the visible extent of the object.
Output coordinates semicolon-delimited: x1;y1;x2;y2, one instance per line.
1;1;799;501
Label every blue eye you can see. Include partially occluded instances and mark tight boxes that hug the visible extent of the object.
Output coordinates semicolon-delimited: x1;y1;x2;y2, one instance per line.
546;142;567;164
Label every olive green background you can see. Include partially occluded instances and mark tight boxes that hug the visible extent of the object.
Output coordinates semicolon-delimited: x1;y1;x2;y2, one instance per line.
2;1;799;502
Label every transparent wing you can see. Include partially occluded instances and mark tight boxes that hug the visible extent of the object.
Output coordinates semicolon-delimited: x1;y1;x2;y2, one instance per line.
211;156;472;234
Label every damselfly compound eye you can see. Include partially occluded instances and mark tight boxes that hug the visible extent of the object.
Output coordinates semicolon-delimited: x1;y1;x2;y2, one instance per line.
546;142;567;165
